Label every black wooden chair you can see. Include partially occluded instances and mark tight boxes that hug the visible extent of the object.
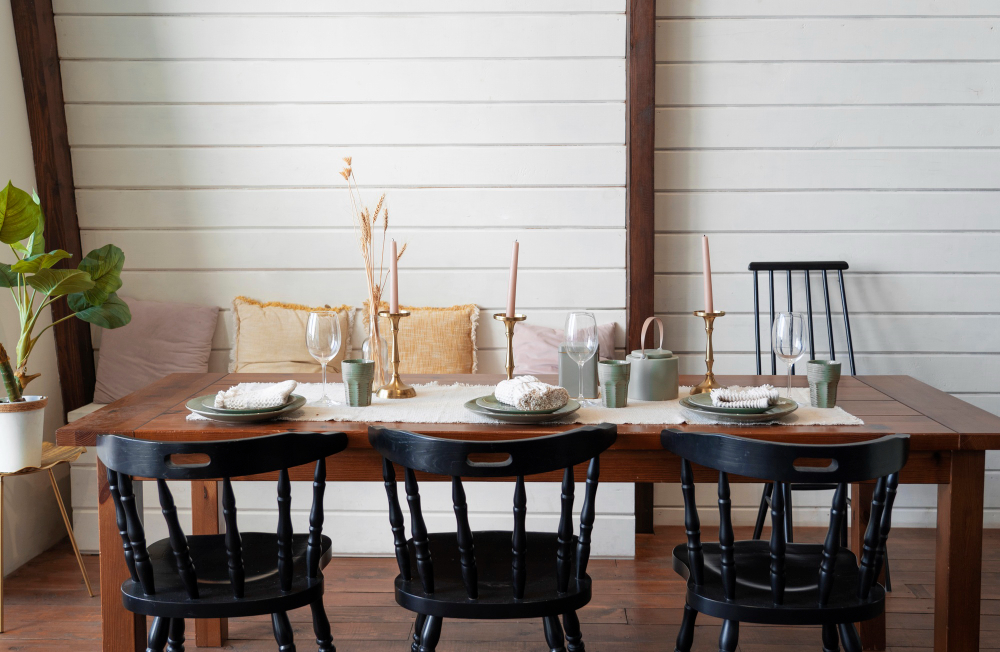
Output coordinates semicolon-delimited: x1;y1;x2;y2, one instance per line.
369;423;617;652
661;429;908;652
97;430;348;652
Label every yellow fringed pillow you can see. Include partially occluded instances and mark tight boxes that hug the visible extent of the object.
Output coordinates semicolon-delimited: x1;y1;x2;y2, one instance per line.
230;296;352;374
368;303;479;374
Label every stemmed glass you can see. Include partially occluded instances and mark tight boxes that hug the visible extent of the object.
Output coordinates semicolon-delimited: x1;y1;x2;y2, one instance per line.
306;311;342;407
564;312;599;405
771;312;808;399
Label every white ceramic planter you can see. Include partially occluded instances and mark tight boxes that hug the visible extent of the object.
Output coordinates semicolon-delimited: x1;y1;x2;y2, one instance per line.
0;395;48;473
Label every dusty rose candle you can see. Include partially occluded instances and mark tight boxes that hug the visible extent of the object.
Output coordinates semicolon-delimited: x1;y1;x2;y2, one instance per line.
702;235;714;313
389;239;399;313
506;240;519;318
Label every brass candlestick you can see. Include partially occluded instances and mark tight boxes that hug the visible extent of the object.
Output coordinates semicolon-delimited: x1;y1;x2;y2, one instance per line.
690;310;725;395
493;313;526;380
376;310;416;399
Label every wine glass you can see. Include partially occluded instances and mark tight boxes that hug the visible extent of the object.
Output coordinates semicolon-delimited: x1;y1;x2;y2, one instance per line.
772;312;808;399
306;311;342;407
564;312;599;405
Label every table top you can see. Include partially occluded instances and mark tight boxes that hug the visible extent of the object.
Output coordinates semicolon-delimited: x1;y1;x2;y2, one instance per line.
55;372;1000;452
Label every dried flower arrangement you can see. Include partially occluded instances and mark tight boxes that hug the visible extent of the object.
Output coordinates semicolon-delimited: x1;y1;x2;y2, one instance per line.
340;158;406;386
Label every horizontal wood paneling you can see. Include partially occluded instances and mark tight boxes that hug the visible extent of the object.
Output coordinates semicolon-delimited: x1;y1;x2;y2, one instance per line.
62;60;627;103
67;103;626;146
55;0;626;14
77;188;626;229
656;1;1000;17
72;146;626;188
55;15;626;59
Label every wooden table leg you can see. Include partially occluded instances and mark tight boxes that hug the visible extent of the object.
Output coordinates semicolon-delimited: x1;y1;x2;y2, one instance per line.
98;459;145;652
192;480;228;647
635;482;654;534
935;450;985;652
851;483;886;651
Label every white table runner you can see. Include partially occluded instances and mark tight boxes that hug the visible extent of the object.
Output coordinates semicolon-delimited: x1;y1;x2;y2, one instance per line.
188;382;863;427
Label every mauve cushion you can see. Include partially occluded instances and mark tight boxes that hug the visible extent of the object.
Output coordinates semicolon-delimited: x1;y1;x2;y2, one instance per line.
512;322;616;375
93;297;220;403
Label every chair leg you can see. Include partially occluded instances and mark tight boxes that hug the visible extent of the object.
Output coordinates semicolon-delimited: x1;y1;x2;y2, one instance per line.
838;623;861;652
411;613;427;652
272;611;297;652
821;623;839;652
146;616;170;652
417;615;442;652
563;611;585;652
882;544;892;592
752;484;771;540
543;615;567;652
718;619;739;652
166;618;185;652
48;468;95;598
310;598;336;652
675;604;697;652
783;484;794;543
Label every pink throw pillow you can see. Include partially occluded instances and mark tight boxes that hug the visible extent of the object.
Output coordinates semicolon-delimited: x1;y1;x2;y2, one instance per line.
93;297;220;403
512;322;616;375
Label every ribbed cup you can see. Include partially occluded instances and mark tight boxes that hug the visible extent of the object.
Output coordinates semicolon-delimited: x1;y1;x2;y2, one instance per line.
598;360;631;408
341;359;375;407
807;360;842;408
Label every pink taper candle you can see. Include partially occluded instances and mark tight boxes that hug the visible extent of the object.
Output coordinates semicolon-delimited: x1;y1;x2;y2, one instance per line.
702;235;714;313
506;240;519;318
389;239;399;313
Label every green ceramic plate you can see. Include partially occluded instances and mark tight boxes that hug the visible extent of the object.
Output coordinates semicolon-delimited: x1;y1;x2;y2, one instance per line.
679;396;798;424
190;394;293;415
476;394;566;415
186;395;307;423
684;392;773;415
463;398;580;424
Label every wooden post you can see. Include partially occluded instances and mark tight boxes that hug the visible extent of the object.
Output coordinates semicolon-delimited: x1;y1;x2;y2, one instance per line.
192;480;228;646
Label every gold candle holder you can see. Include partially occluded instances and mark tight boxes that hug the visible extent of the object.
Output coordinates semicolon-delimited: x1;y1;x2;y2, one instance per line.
690;310;725;395
493;313;526;380
376;310;416;399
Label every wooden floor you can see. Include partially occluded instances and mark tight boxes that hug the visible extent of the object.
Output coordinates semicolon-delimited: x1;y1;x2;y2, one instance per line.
2;526;995;651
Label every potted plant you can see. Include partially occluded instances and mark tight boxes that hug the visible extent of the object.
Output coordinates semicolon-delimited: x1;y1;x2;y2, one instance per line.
0;181;131;472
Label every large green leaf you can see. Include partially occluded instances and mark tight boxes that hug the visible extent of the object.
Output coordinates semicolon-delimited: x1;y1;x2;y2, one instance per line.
11;250;71;274
0;182;40;245
0;263;17;288
26;268;94;297
27;190;45;256
77;244;124;306
68;292;131;329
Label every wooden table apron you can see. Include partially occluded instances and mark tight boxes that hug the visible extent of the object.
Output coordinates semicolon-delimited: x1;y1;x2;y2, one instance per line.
56;373;1000;652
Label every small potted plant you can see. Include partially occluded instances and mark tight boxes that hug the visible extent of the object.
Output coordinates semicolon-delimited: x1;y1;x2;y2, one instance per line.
0;181;131;472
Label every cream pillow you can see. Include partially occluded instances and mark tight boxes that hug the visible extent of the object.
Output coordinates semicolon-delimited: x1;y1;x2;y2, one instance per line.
368;303;479;374
230;296;352;373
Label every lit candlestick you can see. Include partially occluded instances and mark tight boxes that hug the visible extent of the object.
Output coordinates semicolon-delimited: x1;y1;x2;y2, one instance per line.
389;239;399;313
702;235;714;313
506;240;519;318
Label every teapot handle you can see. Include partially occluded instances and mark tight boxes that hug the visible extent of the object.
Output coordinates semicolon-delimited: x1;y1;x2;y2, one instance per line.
639;317;664;358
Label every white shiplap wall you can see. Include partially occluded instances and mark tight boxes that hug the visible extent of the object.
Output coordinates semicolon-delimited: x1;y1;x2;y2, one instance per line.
653;1;1000;527
55;0;634;556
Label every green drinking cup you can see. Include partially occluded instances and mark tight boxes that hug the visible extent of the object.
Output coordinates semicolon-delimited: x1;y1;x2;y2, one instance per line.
807;360;842;408
598;360;631;408
341;359;375;407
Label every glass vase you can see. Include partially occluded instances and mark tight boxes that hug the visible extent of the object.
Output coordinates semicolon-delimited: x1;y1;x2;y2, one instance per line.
361;312;388;386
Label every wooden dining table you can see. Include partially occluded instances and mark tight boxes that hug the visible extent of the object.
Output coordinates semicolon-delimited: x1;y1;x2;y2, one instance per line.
56;371;1000;652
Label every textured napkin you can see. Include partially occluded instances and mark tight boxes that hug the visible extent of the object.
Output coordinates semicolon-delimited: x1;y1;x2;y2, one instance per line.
214;380;297;409
710;385;779;409
495;375;570;411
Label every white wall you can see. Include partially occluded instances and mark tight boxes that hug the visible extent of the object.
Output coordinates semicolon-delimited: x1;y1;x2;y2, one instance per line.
0;1;71;576
56;0;635;556
653;1;1000;527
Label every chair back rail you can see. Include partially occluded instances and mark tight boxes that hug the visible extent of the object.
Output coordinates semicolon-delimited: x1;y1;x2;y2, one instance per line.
97;431;347;599
663;430;908;607
369;424;617;599
748;260;856;375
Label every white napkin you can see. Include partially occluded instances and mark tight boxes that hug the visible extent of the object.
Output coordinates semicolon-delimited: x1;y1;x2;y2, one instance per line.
710;384;779;409
495;375;570;411
214;380;298;409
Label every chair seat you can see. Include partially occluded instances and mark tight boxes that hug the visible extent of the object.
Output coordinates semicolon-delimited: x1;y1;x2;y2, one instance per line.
121;532;332;618
673;540;885;625
395;531;591;619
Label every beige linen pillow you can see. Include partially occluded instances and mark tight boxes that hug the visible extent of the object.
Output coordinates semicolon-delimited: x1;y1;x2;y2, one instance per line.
230;296;352;374
368;303;479;374
94;296;220;403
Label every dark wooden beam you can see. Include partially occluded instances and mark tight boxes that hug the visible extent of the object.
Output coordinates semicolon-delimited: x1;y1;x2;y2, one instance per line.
626;0;657;534
10;0;95;416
